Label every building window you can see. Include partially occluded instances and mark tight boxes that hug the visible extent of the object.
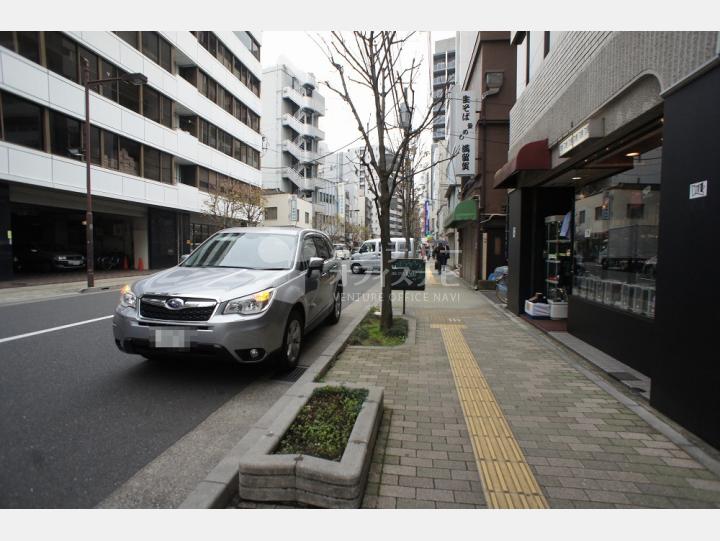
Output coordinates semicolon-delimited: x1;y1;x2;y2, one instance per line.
118;70;140;113
0;32;41;63
118;136;141;176
99;60;119;101
305;212;310;224
78;46;99;84
49;110;81;160
1;91;44;150
115;31;139;49
160;152;173;184
179;115;197;137
264;207;278;220
140;32;172;73
143;86;161;125
143;146;160;181
102;131;119;169
179;164;197;187
573;140;662;319
17;31;42;64
45;32;79;83
198;167;209;192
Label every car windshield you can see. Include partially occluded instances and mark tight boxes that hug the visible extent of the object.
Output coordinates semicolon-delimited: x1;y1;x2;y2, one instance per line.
182;232;297;270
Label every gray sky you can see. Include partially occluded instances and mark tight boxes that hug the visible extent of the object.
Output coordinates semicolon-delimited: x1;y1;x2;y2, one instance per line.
261;31;455;155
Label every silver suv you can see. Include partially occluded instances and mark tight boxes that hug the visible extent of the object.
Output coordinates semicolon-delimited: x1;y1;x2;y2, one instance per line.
113;228;342;369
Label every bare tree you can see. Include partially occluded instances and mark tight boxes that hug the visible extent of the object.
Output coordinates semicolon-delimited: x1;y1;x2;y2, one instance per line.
398;146;430;257
317;31;449;331
345;222;372;247
203;180;265;228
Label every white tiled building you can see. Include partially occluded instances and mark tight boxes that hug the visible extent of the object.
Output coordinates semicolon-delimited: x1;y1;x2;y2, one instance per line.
0;31;263;277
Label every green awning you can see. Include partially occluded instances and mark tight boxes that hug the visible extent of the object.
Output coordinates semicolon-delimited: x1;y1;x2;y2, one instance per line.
444;199;477;228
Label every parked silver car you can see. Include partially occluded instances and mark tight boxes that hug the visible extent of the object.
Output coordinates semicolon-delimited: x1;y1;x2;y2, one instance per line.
113;228;342;369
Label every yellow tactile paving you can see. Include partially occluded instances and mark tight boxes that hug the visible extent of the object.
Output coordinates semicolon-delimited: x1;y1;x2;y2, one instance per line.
424;265;438;285
432;323;549;509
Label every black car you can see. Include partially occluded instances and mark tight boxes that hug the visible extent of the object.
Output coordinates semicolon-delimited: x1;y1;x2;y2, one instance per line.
13;245;86;272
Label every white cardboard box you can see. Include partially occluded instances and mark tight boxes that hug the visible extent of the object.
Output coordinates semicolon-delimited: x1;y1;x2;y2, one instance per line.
525;300;550;318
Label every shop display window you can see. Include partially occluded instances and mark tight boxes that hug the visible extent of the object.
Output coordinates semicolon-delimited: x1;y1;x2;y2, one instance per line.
572;142;661;319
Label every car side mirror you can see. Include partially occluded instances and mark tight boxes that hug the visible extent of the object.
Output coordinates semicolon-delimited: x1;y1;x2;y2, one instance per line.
307;256;324;276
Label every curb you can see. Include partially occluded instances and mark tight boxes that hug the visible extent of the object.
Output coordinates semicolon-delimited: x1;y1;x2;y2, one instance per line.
79;283;128;294
179;301;373;509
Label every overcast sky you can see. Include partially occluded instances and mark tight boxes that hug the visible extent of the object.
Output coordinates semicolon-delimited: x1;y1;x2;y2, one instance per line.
261;31;456;155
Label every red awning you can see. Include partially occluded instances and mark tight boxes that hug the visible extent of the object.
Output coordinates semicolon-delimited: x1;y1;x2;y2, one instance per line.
494;139;551;188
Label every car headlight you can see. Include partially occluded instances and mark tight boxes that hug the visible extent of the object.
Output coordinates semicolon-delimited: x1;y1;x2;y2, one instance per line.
55;256;67;261
224;288;274;315
119;284;137;308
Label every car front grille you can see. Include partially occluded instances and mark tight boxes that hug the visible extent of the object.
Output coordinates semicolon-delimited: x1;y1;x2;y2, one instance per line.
139;296;217;322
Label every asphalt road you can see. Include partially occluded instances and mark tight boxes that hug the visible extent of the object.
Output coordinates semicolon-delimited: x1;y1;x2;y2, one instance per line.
0;263;379;508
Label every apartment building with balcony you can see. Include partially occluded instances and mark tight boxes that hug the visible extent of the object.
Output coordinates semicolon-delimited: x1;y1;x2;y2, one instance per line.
261;60;325;203
0;31;262;278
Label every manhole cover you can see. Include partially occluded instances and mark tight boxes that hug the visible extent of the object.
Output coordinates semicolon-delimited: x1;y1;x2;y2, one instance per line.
272;366;307;383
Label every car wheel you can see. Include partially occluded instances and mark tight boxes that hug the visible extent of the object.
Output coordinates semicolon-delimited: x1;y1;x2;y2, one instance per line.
277;310;303;371
326;287;342;325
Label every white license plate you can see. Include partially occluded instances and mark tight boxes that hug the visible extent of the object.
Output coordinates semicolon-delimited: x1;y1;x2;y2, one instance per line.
153;329;187;348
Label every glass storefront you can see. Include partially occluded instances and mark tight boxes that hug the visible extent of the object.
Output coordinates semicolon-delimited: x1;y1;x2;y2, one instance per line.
572;142;661;319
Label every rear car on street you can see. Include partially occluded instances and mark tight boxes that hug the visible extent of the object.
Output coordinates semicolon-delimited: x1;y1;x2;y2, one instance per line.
113;227;342;369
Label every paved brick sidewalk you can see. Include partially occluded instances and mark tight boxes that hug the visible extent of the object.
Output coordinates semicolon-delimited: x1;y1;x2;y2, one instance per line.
324;269;720;509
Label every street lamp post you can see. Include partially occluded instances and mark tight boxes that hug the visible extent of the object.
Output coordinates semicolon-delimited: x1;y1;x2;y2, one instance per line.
399;98;414;258
82;60;147;288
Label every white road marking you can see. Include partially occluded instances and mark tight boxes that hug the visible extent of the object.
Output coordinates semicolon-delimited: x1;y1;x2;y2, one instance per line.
0;315;113;344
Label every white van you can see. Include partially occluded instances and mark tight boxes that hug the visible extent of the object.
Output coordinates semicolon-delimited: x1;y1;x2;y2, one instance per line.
349;237;416;274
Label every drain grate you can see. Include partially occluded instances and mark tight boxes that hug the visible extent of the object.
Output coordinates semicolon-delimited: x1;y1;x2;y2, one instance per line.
272;365;307;383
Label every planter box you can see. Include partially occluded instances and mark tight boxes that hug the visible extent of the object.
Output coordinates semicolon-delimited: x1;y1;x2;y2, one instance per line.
238;382;383;508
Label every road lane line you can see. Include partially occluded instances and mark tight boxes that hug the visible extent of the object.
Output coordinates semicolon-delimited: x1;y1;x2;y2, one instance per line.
0;315;113;344
432;322;549;509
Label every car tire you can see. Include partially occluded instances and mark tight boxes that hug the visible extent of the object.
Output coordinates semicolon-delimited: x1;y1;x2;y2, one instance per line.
277;309;303;371
326;287;342;325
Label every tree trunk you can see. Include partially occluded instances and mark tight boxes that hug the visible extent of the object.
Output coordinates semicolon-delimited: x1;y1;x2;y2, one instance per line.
379;177;393;332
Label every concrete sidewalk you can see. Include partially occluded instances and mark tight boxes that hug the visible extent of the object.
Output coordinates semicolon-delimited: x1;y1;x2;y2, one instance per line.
0;272;151;306
321;265;720;508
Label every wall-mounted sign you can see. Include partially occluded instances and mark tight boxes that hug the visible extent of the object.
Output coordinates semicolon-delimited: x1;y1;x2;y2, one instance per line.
558;119;603;157
452;90;477;177
689;180;708;200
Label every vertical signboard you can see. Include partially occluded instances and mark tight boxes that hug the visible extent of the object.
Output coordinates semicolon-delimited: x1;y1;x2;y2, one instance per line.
452;90;477;178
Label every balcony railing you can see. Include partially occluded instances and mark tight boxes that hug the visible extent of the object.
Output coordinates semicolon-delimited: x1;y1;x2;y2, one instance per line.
282;167;315;191
282;113;325;139
282;139;318;163
282;86;326;116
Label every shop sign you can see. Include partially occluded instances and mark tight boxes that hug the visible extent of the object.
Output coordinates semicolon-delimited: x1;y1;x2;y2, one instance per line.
558;119;603;157
452;90;477;177
689;180;708;200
